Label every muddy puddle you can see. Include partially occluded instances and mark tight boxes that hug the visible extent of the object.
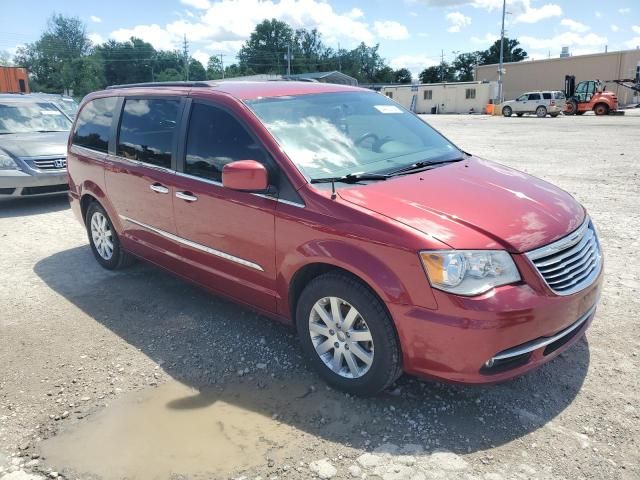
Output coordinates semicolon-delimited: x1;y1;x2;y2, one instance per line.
40;378;362;479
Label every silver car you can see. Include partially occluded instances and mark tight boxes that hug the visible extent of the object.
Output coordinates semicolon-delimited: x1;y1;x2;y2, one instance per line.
0;95;71;197
502;91;566;118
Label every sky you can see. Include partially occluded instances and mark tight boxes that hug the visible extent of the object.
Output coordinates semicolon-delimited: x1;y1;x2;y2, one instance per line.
1;0;639;77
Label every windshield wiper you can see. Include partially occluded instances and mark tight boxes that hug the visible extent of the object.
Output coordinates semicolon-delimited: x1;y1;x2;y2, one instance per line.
310;172;389;184
387;157;464;177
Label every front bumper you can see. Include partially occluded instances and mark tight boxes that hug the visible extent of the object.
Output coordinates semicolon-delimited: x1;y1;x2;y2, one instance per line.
391;266;603;384
0;170;68;196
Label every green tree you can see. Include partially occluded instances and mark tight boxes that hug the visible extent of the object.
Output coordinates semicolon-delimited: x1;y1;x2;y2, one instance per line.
95;38;156;86
14;14;92;94
394;68;412;84
451;52;482;81
207;56;224;79
480;38;527;65
238;19;294;74
155;68;182;82
0;50;13;66
188;58;206;81
418;62;454;84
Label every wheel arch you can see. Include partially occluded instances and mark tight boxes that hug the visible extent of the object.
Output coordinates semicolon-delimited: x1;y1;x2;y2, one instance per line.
288;261;404;361
78;182;122;231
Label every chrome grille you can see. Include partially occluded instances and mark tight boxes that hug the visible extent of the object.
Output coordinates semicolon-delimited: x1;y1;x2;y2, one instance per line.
526;218;602;296
32;157;66;171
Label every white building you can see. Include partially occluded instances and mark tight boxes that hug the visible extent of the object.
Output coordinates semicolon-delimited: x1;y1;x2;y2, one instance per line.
380;81;498;114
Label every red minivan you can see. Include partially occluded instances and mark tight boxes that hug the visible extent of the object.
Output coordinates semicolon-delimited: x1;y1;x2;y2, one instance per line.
67;81;603;395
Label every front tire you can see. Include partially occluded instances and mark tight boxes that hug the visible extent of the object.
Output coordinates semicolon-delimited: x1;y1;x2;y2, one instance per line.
86;202;134;270
536;106;547;118
296;273;401;396
502;106;512;117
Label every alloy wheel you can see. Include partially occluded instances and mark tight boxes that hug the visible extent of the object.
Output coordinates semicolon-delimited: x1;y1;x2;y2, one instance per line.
90;211;114;260
308;296;374;379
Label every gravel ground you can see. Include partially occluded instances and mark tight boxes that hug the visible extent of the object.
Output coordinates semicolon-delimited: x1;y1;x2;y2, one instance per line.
1;111;639;480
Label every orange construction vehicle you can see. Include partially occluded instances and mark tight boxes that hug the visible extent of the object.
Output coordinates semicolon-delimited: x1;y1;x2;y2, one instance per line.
0;66;30;94
564;76;618;115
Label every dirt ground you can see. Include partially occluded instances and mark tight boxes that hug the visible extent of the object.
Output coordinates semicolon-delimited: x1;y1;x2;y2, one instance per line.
1;111;639;480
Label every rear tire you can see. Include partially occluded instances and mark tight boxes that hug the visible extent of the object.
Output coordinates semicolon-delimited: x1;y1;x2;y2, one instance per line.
550;113;559;118
85;202;134;270
536;106;547;118
296;272;402;396
502;106;512;117
594;103;609;116
565;100;578;115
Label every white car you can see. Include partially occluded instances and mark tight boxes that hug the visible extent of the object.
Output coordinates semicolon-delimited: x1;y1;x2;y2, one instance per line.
502;91;566;118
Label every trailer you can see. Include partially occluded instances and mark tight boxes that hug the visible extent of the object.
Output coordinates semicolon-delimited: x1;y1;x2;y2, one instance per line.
0;66;30;94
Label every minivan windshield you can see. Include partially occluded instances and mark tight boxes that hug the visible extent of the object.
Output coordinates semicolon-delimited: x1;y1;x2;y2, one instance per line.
0;101;71;134
246;91;462;180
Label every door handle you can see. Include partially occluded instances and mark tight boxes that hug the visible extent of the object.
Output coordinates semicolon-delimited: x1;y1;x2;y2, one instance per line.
150;183;169;194
176;191;198;202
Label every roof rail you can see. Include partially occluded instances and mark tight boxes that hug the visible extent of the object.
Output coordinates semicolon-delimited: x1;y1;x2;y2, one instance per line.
106;81;213;90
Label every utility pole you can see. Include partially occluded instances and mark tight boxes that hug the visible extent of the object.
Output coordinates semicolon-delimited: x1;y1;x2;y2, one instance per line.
440;49;445;82
219;54;225;79
286;44;291;76
183;34;189;81
497;0;506;104
338;42;341;71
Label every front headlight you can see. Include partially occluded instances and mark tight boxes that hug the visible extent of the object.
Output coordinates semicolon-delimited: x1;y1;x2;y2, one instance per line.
0;151;19;170
420;250;521;296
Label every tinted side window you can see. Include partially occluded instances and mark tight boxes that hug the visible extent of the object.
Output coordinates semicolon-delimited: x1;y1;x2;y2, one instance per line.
542;92;552;99
72;97;117;153
528;93;541;100
117;98;180;168
185;103;266;182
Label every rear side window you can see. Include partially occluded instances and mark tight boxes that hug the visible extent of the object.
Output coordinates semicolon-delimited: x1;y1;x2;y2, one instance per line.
116;98;180;168
542;92;552;100
184;102;266;182
528;93;541;100
72;97;117;153
555;91;565;99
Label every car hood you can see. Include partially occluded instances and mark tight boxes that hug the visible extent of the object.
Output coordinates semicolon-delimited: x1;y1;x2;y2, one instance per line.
337;157;585;252
0;131;68;158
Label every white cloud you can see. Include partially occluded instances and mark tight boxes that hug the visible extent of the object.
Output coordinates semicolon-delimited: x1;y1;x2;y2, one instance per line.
409;12;419;17
471;32;500;44
595;11;602;18
88;33;105;45
411;0;561;24
390;54;438;78
633;25;640;34
192;49;210;66
520;32;607;51
618;8;631;14
610;24;619;32
110;0;380;55
205;40;245;53
560;18;589;33
110;24;178;51
347;8;364;19
373;20;410;40
625;37;640;49
514;2;562;24
181;0;211;9
90;15;102;23
446;11;471;32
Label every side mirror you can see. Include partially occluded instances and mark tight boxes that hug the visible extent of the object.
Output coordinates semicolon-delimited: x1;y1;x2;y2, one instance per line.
222;160;269;193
